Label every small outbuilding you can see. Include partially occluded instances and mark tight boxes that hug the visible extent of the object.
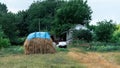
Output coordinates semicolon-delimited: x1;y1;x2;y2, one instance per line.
66;24;88;43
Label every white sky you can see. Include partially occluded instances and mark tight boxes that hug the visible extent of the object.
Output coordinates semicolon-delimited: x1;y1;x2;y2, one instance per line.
0;0;120;25
87;0;120;25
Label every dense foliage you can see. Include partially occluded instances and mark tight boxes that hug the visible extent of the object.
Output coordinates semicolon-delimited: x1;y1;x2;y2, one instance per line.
89;42;120;52
16;11;29;37
94;20;116;42
112;25;120;43
0;26;11;49
0;3;7;13
54;0;92;36
27;0;64;33
72;29;92;42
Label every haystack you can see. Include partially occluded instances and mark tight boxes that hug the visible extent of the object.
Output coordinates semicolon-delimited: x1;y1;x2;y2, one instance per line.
24;32;56;55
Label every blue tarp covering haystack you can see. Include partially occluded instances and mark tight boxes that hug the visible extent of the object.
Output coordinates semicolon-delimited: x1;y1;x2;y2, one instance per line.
27;32;51;40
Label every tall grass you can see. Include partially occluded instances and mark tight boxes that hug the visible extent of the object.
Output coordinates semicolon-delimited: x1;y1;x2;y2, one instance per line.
89;42;120;52
69;40;120;52
0;46;23;56
0;46;85;68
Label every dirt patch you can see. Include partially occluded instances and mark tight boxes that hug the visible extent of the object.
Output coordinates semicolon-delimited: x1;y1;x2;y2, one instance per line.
68;51;120;68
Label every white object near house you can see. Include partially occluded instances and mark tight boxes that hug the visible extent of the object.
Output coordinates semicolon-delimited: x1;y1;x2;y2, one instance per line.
56;41;67;48
57;41;67;46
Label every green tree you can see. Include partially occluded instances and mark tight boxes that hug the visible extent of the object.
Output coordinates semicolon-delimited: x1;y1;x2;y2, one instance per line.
27;0;64;33
0;25;5;37
0;12;18;44
112;24;120;43
16;10;29;37
0;2;8;13
0;25;11;49
95;20;116;42
54;0;92;36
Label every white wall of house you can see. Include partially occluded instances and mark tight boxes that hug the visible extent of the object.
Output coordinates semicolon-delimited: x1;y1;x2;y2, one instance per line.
66;24;88;43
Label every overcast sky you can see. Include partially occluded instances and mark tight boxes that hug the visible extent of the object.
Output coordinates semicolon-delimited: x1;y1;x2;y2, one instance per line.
0;0;120;25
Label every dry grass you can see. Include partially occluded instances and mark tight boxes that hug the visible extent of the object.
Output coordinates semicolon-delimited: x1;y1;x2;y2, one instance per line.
115;55;120;65
68;48;120;68
101;52;120;65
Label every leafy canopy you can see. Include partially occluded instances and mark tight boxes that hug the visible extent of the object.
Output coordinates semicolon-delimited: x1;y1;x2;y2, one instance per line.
95;20;116;42
112;25;120;43
0;2;7;13
54;0;92;36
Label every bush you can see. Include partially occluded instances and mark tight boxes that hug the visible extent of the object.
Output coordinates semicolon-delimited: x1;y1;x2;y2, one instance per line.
0;46;24;55
0;37;11;49
0;26;11;49
11;37;26;45
88;42;120;52
94;20;116;42
112;25;120;43
72;29;92;42
71;40;87;47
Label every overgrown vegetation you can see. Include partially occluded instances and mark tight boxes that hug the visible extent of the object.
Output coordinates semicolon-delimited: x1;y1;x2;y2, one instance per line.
0;46;23;56
89;42;120;52
0;46;85;68
112;24;120;43
0;26;11;49
70;40;120;52
54;0;92;36
94;20;116;42
72;29;92;42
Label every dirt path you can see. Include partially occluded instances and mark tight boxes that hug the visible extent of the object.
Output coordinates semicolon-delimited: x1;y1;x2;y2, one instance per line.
68;51;120;68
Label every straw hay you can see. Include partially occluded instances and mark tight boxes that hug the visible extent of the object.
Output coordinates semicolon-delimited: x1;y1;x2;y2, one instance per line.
24;38;56;55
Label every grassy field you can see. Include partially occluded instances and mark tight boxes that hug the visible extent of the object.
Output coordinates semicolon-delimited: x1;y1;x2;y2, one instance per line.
0;46;85;68
0;46;120;68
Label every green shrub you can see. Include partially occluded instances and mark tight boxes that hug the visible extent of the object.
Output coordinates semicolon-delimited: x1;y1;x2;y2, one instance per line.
72;29;92;42
94;20;116;42
88;42;120;52
0;46;24;55
112;24;120;43
71;40;87;47
13;37;26;45
0;37;11;49
0;26;11;49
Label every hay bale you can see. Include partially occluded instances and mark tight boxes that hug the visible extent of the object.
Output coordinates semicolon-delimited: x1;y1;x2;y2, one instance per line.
24;38;56;55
